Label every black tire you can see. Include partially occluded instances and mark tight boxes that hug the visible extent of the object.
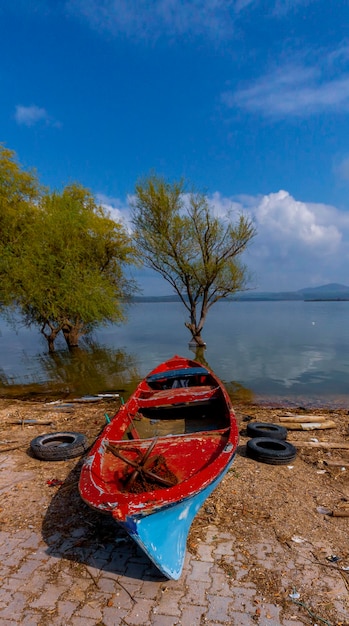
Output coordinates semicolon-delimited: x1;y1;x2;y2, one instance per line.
246;422;287;440
30;431;89;461
246;437;297;465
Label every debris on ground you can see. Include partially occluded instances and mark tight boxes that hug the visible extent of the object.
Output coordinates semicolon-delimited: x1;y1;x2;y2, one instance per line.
0;397;348;624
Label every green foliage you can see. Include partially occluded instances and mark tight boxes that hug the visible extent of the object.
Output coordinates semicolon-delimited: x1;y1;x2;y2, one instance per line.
0;145;41;306
132;174;256;344
17;183;138;348
0;144;139;351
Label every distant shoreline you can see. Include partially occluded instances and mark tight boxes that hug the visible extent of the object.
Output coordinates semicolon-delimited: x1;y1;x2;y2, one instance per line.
304;298;349;302
129;282;349;303
130;296;349;303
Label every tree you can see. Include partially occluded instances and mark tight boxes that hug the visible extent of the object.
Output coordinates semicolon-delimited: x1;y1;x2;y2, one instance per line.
15;184;139;352
132;175;256;347
0;145;41;308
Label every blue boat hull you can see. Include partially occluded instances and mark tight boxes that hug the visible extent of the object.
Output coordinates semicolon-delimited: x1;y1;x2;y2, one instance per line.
119;453;236;579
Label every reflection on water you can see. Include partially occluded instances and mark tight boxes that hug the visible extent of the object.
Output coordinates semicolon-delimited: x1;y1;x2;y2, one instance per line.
1;300;349;406
0;341;140;400
40;343;141;397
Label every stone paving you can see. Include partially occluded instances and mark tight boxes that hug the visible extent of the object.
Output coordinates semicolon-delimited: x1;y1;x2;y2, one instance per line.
1;513;348;626
0;449;348;625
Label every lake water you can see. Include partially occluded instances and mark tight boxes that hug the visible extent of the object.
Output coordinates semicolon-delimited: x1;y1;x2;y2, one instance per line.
1;301;349;407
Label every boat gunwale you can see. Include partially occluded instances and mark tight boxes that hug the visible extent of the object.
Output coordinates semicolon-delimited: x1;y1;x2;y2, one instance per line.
80;424;237;516
79;355;238;517
136;384;221;407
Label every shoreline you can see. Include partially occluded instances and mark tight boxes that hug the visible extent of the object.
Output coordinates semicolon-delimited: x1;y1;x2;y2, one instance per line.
252;393;349;410
1;390;348;411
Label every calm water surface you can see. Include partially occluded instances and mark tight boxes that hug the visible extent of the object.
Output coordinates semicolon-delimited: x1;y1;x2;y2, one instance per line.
1;301;349;407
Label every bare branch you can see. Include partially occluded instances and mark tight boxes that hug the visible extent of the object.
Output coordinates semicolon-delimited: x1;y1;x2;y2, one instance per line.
132;175;256;346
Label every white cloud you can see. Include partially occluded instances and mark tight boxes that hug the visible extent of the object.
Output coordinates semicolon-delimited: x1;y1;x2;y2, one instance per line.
207;190;349;291
14;104;59;128
96;193;132;231
254;191;342;251
66;0;242;41
100;187;349;292
271;0;318;17
14;105;48;126
234;0;256;12
223;44;349;117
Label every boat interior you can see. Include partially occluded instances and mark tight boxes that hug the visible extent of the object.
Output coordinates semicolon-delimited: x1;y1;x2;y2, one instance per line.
103;430;229;493
98;367;233;493
124;385;230;439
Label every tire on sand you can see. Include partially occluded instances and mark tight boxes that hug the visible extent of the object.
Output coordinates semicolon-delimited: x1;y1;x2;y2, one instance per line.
30;431;89;461
246;422;287;440
246;437;297;465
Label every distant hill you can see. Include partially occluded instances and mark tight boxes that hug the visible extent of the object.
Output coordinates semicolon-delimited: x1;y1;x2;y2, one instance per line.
297;283;349;299
234;283;349;301
131;283;349;302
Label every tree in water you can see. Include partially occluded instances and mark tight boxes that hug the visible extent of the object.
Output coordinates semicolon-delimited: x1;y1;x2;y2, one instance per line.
0;144;42;310
9;182;138;352
132;175;256;347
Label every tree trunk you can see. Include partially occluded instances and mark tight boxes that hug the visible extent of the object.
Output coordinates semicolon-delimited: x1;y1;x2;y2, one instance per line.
47;336;56;353
62;325;81;349
185;322;206;347
190;333;206;347
41;324;60;353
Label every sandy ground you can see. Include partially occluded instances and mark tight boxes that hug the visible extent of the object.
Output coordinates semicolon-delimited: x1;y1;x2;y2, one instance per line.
0;396;348;624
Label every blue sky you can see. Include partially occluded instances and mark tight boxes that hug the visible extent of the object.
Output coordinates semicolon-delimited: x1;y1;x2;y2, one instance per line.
2;0;349;294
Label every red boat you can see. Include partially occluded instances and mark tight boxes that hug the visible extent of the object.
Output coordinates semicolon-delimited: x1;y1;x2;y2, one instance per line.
79;355;239;579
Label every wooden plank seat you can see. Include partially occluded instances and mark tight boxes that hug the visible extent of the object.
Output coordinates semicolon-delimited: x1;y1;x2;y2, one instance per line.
138;385;219;409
